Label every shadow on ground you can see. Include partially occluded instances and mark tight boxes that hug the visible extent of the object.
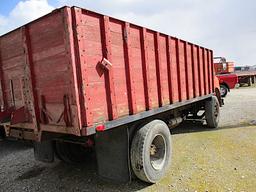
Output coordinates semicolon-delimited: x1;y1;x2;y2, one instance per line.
0;140;32;159
171;120;255;135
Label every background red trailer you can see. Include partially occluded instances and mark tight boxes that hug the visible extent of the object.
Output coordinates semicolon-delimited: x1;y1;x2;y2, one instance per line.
235;70;256;86
0;6;221;183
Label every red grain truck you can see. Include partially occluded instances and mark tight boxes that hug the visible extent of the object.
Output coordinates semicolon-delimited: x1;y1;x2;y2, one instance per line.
0;6;221;183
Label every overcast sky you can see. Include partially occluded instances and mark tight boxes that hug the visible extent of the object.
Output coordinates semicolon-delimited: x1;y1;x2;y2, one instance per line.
0;0;255;66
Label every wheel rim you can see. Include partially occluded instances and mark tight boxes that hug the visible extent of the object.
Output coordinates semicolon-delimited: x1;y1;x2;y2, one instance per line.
220;86;226;96
150;134;167;170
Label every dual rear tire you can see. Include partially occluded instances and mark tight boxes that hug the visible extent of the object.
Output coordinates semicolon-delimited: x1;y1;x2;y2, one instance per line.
130;120;172;183
205;96;220;128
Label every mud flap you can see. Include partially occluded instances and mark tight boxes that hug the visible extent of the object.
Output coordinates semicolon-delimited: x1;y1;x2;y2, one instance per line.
0;126;5;138
95;126;131;183
34;141;54;163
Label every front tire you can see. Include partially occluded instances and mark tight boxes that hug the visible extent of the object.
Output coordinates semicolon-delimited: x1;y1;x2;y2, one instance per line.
220;84;228;97
130;120;172;183
205;96;220;128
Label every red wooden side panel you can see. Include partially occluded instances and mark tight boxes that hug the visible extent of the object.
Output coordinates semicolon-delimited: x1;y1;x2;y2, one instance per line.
129;25;146;113
29;11;74;127
155;33;163;107
198;47;205;96
203;49;209;95
186;43;194;99
74;10;109;125
1;6;216;133
166;37;172;104
146;30;159;108
192;45;200;97
169;38;179;103
109;19;129;117
177;40;187;101
158;34;170;105
0;43;4;108
0;30;24;109
0;8;82;136
123;23;137;115
141;28;152;110
208;50;214;93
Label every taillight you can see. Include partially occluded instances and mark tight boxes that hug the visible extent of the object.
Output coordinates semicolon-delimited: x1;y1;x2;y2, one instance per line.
96;124;105;132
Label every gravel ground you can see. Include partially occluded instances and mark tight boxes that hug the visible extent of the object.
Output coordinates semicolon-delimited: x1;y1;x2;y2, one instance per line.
0;86;256;192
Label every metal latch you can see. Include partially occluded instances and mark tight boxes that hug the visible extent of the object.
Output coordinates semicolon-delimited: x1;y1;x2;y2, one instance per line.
100;58;112;70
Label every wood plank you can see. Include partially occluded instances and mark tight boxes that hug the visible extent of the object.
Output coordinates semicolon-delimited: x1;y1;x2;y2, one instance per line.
71;7;91;126
0;40;8;109
155;32;164;106
166;37;173;103
141;28;152;110
102;16;118;120
63;7;82;134
124;22;137;114
203;48;209;94
22;26;39;133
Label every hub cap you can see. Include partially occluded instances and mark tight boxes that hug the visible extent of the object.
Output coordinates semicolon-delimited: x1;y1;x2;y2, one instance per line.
220;87;226;96
150;134;166;170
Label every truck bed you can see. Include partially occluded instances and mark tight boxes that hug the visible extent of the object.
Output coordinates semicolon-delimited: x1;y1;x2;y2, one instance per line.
0;6;214;139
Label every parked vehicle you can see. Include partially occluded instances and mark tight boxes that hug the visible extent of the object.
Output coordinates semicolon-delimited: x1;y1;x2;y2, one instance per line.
216;74;238;97
214;57;239;97
0;6;221;183
234;68;256;86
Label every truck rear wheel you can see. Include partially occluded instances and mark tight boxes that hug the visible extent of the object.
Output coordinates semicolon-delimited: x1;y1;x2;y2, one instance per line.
54;141;91;163
205;96;220;128
130;120;172;183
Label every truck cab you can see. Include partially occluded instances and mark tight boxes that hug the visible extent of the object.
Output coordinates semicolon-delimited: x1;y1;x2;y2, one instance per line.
214;57;239;97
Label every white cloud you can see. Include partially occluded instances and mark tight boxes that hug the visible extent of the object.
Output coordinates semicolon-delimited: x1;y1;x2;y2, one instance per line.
0;0;54;35
0;15;7;26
